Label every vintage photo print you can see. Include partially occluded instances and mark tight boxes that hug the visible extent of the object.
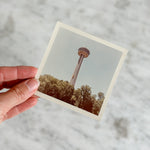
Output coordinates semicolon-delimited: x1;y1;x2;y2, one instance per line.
35;22;128;120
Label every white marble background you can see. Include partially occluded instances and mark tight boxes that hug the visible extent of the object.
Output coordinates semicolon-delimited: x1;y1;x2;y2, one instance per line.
0;0;150;150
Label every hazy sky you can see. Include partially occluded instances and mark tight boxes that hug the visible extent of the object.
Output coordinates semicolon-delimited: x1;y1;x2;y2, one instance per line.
41;27;122;95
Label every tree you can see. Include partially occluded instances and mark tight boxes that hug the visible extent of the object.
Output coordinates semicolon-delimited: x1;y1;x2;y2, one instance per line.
38;74;105;115
38;75;74;103
98;92;105;101
78;85;93;113
57;80;74;103
92;92;105;115
71;88;82;106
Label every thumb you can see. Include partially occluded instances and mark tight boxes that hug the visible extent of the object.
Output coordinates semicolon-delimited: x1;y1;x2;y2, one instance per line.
0;78;39;112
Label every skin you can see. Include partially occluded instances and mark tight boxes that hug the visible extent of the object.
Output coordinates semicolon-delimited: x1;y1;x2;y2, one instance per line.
0;66;40;124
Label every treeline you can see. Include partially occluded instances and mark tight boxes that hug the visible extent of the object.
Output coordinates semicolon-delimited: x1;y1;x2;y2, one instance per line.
38;75;105;115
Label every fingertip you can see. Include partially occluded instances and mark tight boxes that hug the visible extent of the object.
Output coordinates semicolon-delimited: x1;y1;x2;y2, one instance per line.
25;78;40;92
31;94;40;98
31;66;38;73
27;97;38;106
28;66;38;77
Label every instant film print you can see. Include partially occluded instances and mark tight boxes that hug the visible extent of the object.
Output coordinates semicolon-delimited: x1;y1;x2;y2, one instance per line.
35;22;127;120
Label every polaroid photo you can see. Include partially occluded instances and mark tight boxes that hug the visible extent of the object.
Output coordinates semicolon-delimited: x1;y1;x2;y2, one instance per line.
35;22;128;120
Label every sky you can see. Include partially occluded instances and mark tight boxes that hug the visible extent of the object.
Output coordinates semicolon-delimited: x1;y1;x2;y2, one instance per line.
41;27;122;96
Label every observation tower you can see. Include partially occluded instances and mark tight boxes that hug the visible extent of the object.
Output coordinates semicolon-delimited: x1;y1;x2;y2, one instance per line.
70;47;90;86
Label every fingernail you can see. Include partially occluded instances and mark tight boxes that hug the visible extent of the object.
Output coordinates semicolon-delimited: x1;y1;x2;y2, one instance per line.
26;79;40;91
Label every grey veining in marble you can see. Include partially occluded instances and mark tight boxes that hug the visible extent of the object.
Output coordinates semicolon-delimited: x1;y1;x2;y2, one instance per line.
0;0;150;150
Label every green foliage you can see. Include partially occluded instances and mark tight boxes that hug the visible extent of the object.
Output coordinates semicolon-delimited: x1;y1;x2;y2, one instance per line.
39;74;105;115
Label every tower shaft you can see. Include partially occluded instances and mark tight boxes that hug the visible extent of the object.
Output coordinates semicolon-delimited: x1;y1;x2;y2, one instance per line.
70;55;84;86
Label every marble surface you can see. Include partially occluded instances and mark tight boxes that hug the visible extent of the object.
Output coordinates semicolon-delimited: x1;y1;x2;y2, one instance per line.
0;0;150;150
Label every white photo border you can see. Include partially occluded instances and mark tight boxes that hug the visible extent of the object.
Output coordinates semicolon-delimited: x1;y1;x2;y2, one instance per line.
35;22;128;120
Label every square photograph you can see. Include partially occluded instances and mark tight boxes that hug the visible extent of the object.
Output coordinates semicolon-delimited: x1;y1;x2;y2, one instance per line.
35;22;127;120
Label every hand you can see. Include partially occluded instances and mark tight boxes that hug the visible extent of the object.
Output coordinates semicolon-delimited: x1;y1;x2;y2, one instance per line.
0;66;39;124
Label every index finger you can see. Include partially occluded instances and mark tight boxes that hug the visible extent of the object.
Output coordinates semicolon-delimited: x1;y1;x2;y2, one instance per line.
0;66;38;82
